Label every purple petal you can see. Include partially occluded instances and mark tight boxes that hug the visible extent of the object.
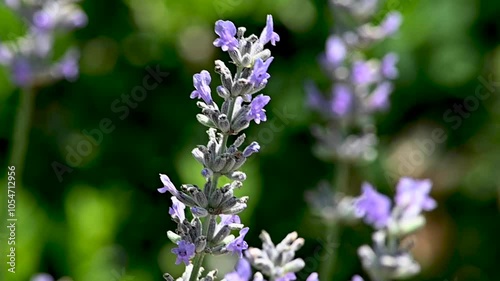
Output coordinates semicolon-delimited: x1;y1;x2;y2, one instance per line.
260;14;280;46
325;35;346;66
381;12;402;36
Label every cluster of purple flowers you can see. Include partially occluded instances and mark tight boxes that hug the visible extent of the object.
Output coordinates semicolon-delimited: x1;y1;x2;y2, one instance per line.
0;0;87;87
353;178;437;280
307;2;402;162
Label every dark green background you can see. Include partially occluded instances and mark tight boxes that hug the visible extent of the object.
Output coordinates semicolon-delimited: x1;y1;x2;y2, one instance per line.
0;0;499;280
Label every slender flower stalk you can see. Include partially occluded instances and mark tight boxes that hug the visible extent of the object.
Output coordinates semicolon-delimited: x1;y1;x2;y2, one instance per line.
305;1;403;280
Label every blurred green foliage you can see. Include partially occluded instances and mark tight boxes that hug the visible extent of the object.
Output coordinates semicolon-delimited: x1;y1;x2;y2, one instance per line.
0;0;499;280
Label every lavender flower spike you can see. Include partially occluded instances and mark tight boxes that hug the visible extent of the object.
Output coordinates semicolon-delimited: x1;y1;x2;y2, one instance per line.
190;70;213;105
213;20;239;51
355;182;392;229
247;94;271;124
249;57;274;87
395;177;437;218
227;227;249;258
260;14;280;46
158;174;178;196
172;240;196;265
224;258;252;281
243;142;260;157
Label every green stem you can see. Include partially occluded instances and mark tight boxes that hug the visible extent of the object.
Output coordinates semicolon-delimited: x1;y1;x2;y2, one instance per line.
189;253;205;281
8;87;35;186
319;163;349;281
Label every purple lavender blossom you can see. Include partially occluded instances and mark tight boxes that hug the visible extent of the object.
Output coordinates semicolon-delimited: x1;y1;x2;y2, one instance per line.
220;214;241;225
249;57;274;87
190;70;213;105
395;178;437;218
213;20;239;51
158;174;179;196
227;227;249;258
57;51;80;81
306;272;319;281
243;142;260;157
368;82;392;111
33;10;55;31
0;44;13;64
355;183;392;229
169;197;185;222
276;272;296;281
331;84;353;116
381;12;402;36
381;53;399;79
247;94;271;124
352;60;377;85
31;273;54;281
305;81;326;113
351;275;364;281
325;35;346;66
224;258;252;281
172;240;196;265
259;14;280;46
11;58;33;87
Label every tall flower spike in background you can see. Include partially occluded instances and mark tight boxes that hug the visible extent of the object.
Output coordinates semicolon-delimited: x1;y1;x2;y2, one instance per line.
0;0;87;185
305;1;402;280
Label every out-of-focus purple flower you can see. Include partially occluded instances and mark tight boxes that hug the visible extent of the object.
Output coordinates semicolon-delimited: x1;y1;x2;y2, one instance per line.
331;84;353;116
227;227;249;258
69;10;88;28
249;57;274;87
325;35;346;66
224;258;252;281
0;44;13;65
259;14;280;46
306;272;319;281
247;94;271;124
169;197;185;222
352;60;377;85
31;273;54;281
12;58;33;87
351;275;364;281
213;20;239;51
381;53;399;79
220;214;241;226
33;10;55;31
172;240;196;265
158;174;179;196
305;81;326;112
368;82;392;111
243;142;260;157
276;272;296;281
190;70;213;105
381;12;402;36
58;51;79;81
395;178;437;218
355;182;392;229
